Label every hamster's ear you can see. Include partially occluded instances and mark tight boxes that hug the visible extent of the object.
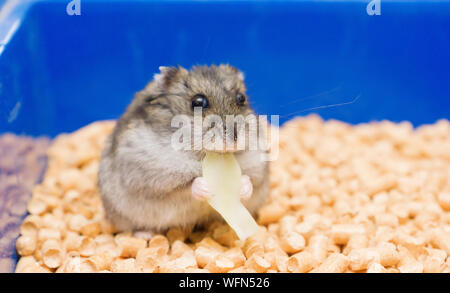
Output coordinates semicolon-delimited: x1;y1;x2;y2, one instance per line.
219;64;244;81
237;71;245;81
154;66;188;88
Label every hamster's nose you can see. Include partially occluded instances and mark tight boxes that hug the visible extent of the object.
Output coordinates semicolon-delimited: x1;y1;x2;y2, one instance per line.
224;124;238;141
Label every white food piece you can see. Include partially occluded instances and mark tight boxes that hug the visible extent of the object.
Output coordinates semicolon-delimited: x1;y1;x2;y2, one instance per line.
202;151;260;240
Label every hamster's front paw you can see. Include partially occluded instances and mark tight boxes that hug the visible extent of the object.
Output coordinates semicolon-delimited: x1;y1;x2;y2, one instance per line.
191;175;253;201
239;175;253;201
191;177;212;201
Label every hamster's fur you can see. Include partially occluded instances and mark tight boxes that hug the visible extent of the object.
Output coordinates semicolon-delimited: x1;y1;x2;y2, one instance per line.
98;65;269;233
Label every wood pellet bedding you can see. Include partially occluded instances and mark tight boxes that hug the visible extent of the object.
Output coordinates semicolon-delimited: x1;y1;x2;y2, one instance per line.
14;115;450;273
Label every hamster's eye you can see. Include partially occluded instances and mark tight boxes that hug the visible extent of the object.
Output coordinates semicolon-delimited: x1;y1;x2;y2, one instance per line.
192;94;209;109
236;93;246;106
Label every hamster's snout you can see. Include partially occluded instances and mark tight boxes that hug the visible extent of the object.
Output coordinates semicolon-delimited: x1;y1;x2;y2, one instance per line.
201;123;243;153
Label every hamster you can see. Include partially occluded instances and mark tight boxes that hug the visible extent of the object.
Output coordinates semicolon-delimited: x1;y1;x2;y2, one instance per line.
98;64;269;237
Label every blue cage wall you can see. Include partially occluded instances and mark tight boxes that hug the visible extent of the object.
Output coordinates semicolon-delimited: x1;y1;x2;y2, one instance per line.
0;0;449;137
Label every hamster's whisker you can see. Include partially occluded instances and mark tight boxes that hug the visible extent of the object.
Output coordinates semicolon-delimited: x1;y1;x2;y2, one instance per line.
278;94;361;120
278;85;342;109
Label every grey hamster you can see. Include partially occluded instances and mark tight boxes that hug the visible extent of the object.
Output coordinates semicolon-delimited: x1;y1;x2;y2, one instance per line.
98;64;269;236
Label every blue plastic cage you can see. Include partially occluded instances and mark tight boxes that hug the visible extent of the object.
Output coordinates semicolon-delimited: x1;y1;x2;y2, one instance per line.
1;0;450;137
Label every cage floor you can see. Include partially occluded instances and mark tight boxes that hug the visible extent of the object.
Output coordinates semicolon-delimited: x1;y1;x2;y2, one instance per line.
12;115;450;273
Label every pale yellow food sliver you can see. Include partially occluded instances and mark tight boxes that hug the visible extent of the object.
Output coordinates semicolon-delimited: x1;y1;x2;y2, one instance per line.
202;152;259;240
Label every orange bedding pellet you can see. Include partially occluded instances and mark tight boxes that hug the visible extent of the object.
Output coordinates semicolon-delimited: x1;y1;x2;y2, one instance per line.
14;115;450;273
